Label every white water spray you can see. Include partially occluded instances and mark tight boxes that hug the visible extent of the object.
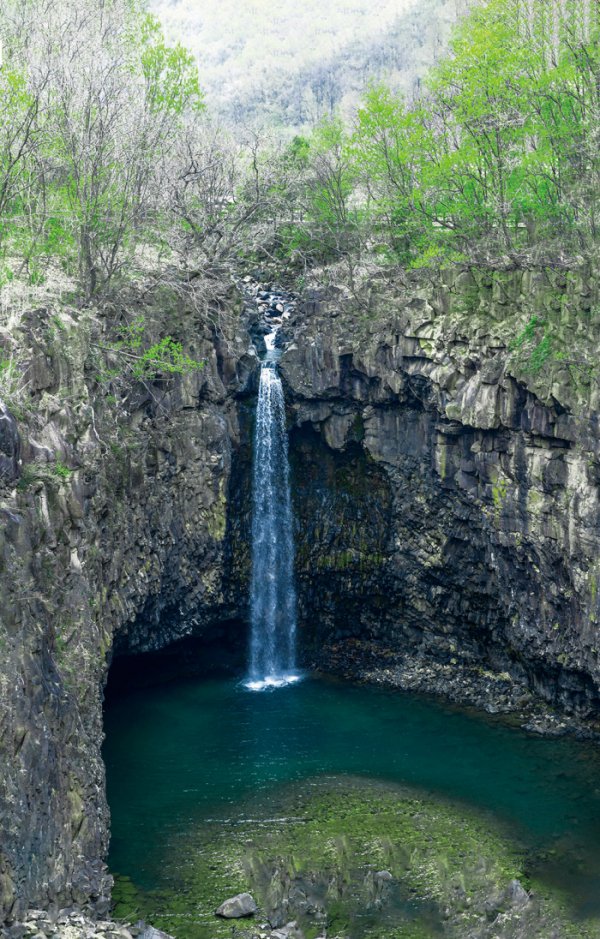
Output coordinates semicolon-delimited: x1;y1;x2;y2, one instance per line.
246;331;298;691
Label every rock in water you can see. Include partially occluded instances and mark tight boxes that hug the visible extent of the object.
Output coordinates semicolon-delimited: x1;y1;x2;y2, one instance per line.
215;893;258;918
506;879;529;905
140;927;176;939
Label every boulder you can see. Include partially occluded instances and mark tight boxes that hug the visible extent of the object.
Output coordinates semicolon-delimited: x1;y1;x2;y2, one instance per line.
215;892;257;918
506;879;529;906
140;927;175;939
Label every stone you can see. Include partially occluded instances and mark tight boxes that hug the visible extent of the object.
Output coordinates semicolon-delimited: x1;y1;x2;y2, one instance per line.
139;928;174;939
271;925;299;939
505;879;529;905
215;893;257;918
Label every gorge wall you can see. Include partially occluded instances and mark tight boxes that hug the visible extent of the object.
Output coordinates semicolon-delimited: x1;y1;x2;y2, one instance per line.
0;286;256;922
280;269;600;718
2;266;600;922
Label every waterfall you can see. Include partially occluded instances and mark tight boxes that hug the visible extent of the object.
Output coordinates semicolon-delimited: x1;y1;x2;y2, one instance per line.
247;332;298;690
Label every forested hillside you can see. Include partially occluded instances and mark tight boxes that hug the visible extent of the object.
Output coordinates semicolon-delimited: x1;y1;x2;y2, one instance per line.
148;0;466;129
2;0;598;299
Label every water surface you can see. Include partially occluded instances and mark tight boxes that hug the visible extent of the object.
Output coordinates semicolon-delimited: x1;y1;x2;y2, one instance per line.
103;674;600;917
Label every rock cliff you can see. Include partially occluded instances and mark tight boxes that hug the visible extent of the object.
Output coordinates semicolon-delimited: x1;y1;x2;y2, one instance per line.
3;265;600;921
277;269;600;719
0;286;255;921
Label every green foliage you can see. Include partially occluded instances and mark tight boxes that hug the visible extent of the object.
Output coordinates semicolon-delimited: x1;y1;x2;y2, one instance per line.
0;0;206;298
4;0;600;320
94;315;203;393
17;459;72;490
511;317;557;374
274;116;364;276
140;14;204;116
349;0;600;268
511;311;594;384
0;59;39;250
113;316;203;377
131;336;203;378
54;459;72;478
266;0;600;281
284;135;311;167
511;316;547;354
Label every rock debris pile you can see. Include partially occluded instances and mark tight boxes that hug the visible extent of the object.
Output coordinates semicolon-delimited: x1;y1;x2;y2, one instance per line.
240;275;299;354
0;911;135;939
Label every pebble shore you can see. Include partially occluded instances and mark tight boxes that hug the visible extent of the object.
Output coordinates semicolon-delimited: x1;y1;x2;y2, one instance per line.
308;638;600;742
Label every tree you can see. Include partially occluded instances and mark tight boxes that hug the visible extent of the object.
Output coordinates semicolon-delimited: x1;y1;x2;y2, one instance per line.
1;0;204;297
159;124;301;277
43;1;204;297
348;0;600;270
0;3;52;254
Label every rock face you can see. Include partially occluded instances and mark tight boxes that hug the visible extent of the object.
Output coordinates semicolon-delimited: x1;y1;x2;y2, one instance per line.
0;287;257;921
3;266;600;923
276;268;600;717
0;403;21;482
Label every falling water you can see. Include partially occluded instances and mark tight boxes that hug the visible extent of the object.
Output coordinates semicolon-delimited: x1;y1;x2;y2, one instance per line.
247;332;298;690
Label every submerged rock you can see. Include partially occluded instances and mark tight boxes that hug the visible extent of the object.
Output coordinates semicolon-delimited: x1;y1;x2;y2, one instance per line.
140;928;174;939
215;892;257;918
505;879;529;906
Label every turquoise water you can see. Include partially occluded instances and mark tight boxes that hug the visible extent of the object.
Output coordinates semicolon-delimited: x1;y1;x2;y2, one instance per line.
103;673;600;916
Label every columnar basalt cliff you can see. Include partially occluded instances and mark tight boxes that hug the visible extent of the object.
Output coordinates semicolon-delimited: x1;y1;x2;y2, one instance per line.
278;269;600;717
0;287;256;921
2;267;600;922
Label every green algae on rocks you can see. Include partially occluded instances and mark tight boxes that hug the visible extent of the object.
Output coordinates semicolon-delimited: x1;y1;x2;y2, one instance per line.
109;776;596;939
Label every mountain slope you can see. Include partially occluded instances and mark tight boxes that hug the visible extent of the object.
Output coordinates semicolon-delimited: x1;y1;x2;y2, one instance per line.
147;0;468;129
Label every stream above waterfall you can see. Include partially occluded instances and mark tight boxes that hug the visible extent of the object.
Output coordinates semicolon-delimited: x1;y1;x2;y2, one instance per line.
103;672;600;938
